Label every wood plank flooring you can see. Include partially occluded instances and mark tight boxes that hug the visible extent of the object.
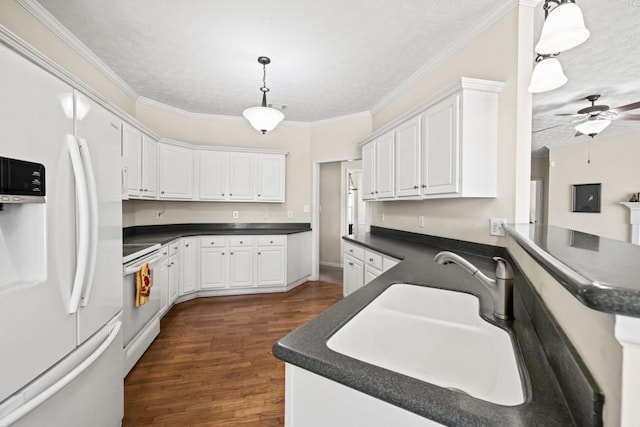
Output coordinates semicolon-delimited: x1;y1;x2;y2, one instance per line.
123;281;343;426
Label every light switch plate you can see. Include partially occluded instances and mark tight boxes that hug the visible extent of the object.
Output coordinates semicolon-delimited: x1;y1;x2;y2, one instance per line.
490;218;506;237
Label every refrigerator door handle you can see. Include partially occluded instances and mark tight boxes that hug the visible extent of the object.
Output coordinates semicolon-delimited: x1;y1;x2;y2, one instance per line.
78;137;99;307
0;321;122;427
66;135;90;314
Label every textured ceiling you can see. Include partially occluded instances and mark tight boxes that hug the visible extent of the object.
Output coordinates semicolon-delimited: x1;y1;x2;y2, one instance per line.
34;0;506;122
531;0;640;153
32;0;640;150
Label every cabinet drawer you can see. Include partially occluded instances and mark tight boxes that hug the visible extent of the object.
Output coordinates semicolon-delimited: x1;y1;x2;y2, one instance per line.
343;242;364;261
383;256;400;272
169;240;180;255
229;236;254;247
200;236;227;248
364;250;383;270
257;235;285;246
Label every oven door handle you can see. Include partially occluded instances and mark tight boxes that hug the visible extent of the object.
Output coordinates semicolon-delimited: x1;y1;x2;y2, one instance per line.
124;252;164;275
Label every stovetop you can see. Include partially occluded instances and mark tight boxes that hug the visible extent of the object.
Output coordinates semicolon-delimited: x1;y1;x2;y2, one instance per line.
123;243;161;264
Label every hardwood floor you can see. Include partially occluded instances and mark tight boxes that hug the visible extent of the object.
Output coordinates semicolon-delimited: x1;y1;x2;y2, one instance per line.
123;281;343;426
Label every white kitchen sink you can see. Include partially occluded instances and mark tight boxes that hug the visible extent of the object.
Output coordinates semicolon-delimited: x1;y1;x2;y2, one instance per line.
327;284;525;406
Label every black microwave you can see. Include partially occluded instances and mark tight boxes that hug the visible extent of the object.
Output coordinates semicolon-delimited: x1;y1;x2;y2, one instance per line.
0;156;45;203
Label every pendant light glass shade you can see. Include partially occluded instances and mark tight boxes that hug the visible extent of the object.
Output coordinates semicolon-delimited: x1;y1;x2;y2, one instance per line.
528;56;568;93
242;106;285;134
575;119;611;136
535;2;590;54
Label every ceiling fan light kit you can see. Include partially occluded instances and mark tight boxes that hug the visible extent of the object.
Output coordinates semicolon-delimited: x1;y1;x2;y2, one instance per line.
528;0;589;94
575;118;611;137
528;55;568;93
242;56;285;134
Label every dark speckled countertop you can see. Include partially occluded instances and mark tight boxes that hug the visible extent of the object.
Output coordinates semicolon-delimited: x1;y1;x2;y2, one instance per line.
273;230;585;427
506;224;640;317
123;223;311;246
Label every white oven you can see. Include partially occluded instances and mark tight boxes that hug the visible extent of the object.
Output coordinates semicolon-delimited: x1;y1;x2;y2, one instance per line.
122;246;164;375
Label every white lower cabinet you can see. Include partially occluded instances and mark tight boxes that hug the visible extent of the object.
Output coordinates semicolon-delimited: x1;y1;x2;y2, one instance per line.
343;241;400;296
181;237;198;294
158;247;170;314
229;237;254;288
257;236;286;287
167;240;181;304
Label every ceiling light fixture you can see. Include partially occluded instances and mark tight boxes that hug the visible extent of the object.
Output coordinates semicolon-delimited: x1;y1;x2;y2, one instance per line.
575;118;611;137
242;56;284;134
528;54;568;93
535;0;590;55
528;1;589;94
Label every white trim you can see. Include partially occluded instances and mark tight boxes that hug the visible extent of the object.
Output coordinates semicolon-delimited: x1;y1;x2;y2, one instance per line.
519;0;544;8
16;0;139;101
370;0;518;115
320;262;343;269
159;137;289;155
310;111;372;127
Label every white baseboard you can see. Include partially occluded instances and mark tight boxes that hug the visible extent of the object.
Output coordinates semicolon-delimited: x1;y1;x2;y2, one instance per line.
320;261;343;269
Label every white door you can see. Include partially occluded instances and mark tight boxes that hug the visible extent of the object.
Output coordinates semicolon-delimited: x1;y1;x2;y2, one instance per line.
201;248;227;289
141;135;157;198
361;142;376;201
123;124;142;198
229;248;254;288
181;237;198;294
200;151;228;200
257;247;285;287
395;116;422;197
257;154;285;202
74;92;123;344
0;44;77;403
228;152;256;200
375;131;395;199
158;143;194;199
422;95;459;195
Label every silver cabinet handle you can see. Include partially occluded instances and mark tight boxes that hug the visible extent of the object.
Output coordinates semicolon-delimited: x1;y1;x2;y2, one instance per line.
186;243;190;247
348;262;354;266
421;184;426;188
258;252;261;255
222;193;225;196
230;252;234;255
270;240;273;244
369;258;374;262
222;252;225;255
161;191;165;194
413;185;418;189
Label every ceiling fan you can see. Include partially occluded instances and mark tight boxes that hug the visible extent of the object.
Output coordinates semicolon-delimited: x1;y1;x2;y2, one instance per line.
534;94;640;137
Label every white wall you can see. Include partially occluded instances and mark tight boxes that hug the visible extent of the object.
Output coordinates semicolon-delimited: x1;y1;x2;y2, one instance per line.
531;155;549;225
548;130;640;242
319;162;342;266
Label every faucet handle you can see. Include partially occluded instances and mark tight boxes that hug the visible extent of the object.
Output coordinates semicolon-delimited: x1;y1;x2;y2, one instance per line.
492;257;514;280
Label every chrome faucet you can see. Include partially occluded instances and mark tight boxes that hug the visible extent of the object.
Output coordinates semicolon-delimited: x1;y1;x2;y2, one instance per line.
434;251;514;320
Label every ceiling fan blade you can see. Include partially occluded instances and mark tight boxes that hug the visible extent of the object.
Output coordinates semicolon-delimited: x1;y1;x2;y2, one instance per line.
533;123;567;133
575;131;585;137
610;101;640;114
555;113;583;117
612;113;640;121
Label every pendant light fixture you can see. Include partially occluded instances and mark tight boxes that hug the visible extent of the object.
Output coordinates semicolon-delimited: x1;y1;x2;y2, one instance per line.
528;0;590;94
242;56;284;134
528;54;568;93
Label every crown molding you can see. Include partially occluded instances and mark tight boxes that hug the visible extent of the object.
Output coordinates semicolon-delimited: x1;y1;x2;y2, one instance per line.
16;0;139;100
309;111;372;127
519;0;543;8
370;0;519;115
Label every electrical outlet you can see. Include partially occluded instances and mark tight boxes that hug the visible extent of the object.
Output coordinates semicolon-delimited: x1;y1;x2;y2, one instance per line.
287;211;293;218
303;204;309;213
418;215;425;228
490;218;507;237
232;210;239;219
381;213;385;223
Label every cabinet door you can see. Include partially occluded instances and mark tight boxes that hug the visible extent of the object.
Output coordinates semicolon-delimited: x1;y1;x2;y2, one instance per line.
181;238;198;294
158;255;169;314
141;135;157;198
361;142;376;201
422;95;459;195
158;143;194;199
200;248;227;289
257;154;285;202
228;152;255;201
343;254;363;296
364;265;381;285
395;116;421;197
168;254;180;303
257;247;285;287
228;248;254;288
375;131;395;199
123;124;142;197
200;151;228;200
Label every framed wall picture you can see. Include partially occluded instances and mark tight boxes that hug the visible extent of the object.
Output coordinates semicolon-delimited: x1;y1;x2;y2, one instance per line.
572;183;601;213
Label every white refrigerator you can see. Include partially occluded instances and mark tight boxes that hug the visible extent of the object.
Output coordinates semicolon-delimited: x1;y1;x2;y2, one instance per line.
0;42;124;426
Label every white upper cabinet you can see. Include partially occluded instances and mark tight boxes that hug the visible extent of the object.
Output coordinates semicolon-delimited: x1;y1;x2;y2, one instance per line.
200;150;228;200
123;124;143;198
361;142;376;201
361;78;503;201
374;131;395;199
141;135;158;198
421;94;459;196
228;152;256;201
158;142;194;199
257;154;285;202
395;115;422;198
